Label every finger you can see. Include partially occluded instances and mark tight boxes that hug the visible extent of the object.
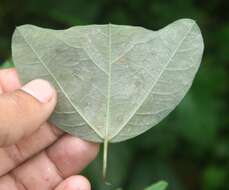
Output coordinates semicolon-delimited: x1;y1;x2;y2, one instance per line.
55;176;91;190
0;79;57;146
0;83;3;94
0;175;91;190
0;136;99;190
0;68;21;92
0;123;63;176
46;135;99;177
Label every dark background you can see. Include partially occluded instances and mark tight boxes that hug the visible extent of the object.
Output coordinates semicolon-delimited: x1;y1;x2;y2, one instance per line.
0;0;229;189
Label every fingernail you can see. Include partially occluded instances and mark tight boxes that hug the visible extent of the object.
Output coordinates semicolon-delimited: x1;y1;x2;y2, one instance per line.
22;79;54;103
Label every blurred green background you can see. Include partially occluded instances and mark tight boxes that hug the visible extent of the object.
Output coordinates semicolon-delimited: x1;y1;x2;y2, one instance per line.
0;0;228;189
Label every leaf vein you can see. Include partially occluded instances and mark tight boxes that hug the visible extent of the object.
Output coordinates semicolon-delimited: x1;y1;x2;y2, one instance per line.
17;28;103;139
110;22;196;139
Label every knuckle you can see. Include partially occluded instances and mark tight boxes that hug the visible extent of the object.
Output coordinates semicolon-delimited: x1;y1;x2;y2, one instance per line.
4;144;24;165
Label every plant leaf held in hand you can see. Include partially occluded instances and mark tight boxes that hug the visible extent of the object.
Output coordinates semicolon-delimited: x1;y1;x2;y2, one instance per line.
12;18;204;177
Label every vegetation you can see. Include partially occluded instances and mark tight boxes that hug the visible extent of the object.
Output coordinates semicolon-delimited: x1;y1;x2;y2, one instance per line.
0;0;228;190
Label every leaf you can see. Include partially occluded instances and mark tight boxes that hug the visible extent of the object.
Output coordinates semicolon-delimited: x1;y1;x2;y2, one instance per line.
111;181;167;190
12;18;204;177
145;181;168;190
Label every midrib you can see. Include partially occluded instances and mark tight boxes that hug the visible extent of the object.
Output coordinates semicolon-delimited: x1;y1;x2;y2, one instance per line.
105;24;112;141
102;23;112;179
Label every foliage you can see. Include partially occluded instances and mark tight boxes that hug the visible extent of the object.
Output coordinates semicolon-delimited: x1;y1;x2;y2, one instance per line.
0;0;229;190
115;180;168;190
145;181;168;190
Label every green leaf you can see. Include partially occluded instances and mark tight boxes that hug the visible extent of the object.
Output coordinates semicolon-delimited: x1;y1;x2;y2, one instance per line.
12;19;204;176
145;181;168;190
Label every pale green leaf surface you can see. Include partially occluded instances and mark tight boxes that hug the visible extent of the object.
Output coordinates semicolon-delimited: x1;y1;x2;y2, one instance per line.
12;19;204;143
145;181;168;190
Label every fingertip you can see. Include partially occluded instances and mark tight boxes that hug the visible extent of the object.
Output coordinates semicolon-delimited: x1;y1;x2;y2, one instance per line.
55;175;91;190
46;135;100;177
63;135;100;163
74;137;100;160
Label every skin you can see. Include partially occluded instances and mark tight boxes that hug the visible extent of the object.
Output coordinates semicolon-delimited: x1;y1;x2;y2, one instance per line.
0;68;99;190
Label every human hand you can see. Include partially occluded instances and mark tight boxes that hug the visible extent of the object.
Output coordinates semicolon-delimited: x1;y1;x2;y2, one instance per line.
0;68;99;190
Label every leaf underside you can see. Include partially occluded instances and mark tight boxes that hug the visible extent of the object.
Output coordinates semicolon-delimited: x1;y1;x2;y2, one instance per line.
12;19;204;144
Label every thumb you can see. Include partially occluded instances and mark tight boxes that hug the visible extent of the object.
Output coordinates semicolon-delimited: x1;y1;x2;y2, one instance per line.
0;79;57;147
